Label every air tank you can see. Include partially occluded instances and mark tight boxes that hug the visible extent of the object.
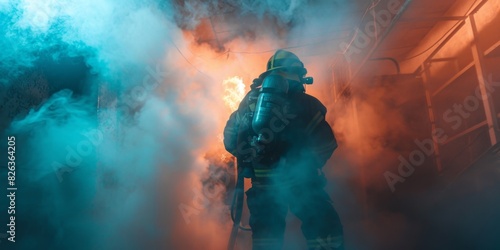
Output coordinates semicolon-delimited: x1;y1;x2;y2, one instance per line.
251;73;289;139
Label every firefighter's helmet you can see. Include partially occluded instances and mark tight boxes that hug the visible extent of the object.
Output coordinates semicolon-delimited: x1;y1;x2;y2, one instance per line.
264;49;307;76
251;49;313;90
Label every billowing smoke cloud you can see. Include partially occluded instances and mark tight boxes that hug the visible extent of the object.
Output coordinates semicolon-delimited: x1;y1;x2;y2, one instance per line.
0;0;173;87
1;0;185;248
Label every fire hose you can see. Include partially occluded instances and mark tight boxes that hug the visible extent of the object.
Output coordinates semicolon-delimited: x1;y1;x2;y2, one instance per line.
227;162;251;250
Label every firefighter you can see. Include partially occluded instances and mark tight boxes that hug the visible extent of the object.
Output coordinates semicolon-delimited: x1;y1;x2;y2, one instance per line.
224;50;344;250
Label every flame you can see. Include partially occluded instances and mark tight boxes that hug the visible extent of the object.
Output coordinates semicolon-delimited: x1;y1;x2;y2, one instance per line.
222;76;246;112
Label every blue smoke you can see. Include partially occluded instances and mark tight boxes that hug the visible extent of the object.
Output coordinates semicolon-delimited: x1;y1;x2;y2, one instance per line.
0;0;181;249
0;0;172;88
